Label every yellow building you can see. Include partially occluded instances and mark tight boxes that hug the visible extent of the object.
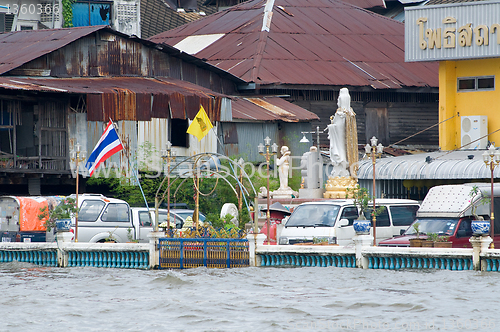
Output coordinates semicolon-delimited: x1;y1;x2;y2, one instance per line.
406;1;500;151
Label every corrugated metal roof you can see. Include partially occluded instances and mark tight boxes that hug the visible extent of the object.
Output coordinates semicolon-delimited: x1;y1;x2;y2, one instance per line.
0;76;316;122
140;0;217;38
0;26;104;76
149;0;439;89
358;150;500;180
0;26;246;85
231;96;319;122
425;0;487;5
0;76;225;121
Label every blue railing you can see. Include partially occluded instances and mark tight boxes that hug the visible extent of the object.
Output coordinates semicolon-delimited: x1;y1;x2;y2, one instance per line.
367;256;473;270
67;250;149;269
485;258;500;271
159;238;249;269
259;254;356;268
0;250;57;266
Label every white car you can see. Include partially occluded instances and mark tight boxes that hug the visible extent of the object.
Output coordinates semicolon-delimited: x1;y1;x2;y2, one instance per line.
279;199;420;246
131;208;207;231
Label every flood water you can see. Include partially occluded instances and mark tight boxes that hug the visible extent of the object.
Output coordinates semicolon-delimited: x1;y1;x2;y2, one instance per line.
0;262;498;332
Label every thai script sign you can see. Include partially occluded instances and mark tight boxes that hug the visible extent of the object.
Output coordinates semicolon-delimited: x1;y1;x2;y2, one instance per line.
405;1;500;62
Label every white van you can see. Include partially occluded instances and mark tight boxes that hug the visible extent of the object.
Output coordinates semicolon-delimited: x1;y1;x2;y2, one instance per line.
278;199;419;246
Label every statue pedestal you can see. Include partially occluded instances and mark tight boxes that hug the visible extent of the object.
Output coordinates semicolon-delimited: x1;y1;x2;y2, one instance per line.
298;188;325;199
323;176;357;198
271;188;298;199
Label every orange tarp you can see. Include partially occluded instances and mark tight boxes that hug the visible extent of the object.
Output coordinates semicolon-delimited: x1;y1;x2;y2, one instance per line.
17;197;48;232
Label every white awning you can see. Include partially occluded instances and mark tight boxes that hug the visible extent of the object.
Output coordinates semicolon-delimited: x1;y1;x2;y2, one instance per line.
358;150;500;180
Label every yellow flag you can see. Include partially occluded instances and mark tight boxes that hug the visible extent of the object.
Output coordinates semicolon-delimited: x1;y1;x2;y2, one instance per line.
186;105;213;141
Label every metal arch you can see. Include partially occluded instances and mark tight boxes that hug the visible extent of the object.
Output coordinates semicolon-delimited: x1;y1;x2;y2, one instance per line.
153;152;257;230
169;169;250;205
156;152;257;199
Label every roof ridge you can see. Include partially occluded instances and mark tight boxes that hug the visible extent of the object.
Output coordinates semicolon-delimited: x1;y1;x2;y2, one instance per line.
250;0;274;82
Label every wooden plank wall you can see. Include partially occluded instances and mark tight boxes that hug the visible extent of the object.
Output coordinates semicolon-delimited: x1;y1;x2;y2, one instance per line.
293;100;438;149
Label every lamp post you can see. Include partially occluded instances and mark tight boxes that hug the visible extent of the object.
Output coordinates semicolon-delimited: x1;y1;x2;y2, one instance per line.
482;144;500;248
300;126;321;147
160;141;175;232
70;143;86;242
258;136;278;244
364;136;384;246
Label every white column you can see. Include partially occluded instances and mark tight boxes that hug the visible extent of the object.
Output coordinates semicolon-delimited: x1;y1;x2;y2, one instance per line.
353;234;373;269
247;233;267;267
148;231;166;269
470;236;492;271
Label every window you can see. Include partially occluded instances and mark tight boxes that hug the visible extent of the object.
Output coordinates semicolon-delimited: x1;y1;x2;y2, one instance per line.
364;207;390;227
171;119;189;148
138;211;152;227
79;200;105;222
158;213;183;228
458;76;494;92
72;1;112;27
340;206;359;226
390;205;419;226
101;203;130;222
285;204;340;227
457;219;473;238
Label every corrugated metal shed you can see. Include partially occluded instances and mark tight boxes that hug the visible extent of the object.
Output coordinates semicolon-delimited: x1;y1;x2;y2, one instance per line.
0;77;316;123
149;0;439;88
0;26;246;89
0;76;225;121
220;121;313;162
0;26;103;76
141;0;217;38
358;150;500;180
231;96;319;122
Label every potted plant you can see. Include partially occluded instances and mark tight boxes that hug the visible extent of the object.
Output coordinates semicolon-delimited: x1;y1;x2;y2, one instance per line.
346;185;385;235
424;232;438;247
434;235;452;248
38;197;78;232
469;185;491;236
409;222;423;247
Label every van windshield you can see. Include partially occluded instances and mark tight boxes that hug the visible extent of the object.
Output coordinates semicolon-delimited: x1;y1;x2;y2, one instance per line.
405;218;458;236
285;204;340;227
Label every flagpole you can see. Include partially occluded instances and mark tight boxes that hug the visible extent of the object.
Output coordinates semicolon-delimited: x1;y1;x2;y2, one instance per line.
210;125;252;218
110;120;153;227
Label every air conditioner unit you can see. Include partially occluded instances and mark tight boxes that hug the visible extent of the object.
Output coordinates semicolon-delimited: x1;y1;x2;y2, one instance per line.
461;115;488;149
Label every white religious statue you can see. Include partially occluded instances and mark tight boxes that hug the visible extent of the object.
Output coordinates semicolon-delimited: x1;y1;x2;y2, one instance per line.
276;146;291;190
327;87;358;177
271;146;298;199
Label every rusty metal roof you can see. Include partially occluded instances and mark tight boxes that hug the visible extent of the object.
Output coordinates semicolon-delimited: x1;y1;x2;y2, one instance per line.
341;0;387;9
0;26;104;76
0;76;225;121
232;96;319;122
0;76;316;122
149;0;439;89
0;25;246;85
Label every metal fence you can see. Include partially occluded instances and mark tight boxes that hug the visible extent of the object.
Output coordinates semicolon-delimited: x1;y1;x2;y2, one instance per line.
159;238;249;269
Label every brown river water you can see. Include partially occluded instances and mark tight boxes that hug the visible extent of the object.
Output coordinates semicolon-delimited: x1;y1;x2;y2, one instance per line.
0;262;498;331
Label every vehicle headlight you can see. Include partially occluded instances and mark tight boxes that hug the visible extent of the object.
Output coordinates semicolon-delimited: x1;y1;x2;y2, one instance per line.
279;237;288;245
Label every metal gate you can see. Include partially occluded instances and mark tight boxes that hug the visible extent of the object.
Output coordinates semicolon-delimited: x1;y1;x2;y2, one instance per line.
159;238;249;269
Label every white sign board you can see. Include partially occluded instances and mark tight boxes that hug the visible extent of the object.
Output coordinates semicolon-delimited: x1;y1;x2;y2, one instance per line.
405;1;500;62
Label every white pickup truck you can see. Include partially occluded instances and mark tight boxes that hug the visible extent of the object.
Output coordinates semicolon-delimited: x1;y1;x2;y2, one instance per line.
72;194;185;243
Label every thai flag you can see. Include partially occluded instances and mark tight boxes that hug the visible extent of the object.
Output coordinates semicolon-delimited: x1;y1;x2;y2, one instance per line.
85;120;124;177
